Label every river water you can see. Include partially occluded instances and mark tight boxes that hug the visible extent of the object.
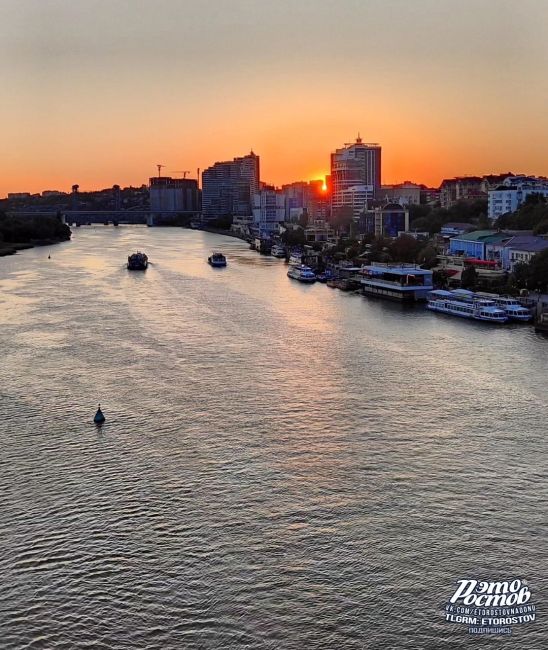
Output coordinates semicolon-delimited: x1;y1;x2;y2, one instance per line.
0;227;546;649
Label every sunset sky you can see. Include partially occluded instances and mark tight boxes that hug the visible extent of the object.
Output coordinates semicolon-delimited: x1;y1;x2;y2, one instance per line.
1;0;548;195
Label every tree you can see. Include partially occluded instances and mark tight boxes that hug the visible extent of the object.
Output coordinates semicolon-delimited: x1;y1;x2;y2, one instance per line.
416;243;438;268
389;234;422;263
509;261;532;292
460;265;478;290
528;249;548;293
281;227;306;247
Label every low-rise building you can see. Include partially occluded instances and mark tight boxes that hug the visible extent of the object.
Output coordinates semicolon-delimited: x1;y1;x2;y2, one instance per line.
359;203;409;238
501;235;548;271
252;188;285;237
488;176;548;220
448;230;510;260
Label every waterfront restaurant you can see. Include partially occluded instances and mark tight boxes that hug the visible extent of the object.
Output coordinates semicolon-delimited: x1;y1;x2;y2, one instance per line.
360;264;433;301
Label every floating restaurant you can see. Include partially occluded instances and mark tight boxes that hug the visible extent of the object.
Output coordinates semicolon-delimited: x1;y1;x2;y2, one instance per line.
360;264;433;302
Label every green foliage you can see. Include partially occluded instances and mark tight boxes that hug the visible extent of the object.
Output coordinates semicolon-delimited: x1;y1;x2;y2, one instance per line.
0;212;71;244
533;219;548;235
461;265;478;290
388;234;423;263
496;193;548;230
409;199;488;235
416;243;438;268
281;227;306;247
528;249;548;292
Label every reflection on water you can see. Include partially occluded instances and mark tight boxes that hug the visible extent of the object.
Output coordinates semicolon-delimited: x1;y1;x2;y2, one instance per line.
0;226;546;649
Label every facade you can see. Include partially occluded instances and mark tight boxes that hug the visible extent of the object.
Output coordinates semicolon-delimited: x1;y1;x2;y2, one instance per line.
440;222;475;238
281;180;330;222
448;230;510;260
501;235;548;271
439;177;487;209
331;136;381;213
359;203;409;238
201;151;260;221
488;176;548;220
379;182;421;206
252;188;285;236
340;185;372;220
149;177;200;217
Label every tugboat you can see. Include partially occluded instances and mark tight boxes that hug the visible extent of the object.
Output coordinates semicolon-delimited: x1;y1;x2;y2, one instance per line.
208;252;227;267
127;252;148;270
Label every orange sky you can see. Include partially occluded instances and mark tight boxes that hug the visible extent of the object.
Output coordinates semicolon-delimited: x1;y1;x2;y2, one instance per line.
1;0;547;196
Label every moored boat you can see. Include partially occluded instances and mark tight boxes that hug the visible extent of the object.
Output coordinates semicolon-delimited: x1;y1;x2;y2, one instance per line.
287;264;316;283
208;252;227;267
127;252;148;270
427;296;508;323
451;290;532;322
270;244;286;258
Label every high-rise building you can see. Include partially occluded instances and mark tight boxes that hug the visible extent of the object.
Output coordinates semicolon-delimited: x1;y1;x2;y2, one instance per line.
202;151;260;221
149;176;200;220
252;187;285;236
330;136;381;213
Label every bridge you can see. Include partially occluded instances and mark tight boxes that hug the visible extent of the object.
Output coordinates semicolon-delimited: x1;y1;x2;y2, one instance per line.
6;210;199;226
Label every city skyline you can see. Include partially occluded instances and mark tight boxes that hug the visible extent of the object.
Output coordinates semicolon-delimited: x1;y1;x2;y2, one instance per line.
2;0;548;195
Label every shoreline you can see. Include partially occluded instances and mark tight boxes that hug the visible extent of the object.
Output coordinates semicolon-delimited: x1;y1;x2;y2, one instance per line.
0;238;69;258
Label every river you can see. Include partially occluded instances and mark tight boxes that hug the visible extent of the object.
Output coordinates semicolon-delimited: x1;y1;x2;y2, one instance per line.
0;226;546;648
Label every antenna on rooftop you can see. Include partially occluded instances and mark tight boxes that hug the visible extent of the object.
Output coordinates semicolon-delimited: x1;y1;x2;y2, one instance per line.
156;164;164;177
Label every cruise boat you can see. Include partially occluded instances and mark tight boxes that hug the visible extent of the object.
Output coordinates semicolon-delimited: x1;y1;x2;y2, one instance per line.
270;244;286;258
475;293;532;322
427;295;508;323
127;252;148;270
451;290;532;322
287;264;316;283
208;252;227;267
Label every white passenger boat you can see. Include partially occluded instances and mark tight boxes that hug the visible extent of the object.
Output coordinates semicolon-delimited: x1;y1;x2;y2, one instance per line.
271;244;286;258
451;290;532;322
287;264;316;283
475;293;532;322
427;296;508;323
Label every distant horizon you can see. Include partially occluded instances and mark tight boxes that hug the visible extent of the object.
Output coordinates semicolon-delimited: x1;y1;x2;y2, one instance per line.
2;165;544;199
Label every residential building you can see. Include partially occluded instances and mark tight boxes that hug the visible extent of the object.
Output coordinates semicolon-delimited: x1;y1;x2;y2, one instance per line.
439;177;487;209
331;135;381;213
281;180;330;222
340;185;371;220
501;235;548;271
149;176;200;217
202;151;260;221
379;182;421;206
252;187;285;236
488;175;548;220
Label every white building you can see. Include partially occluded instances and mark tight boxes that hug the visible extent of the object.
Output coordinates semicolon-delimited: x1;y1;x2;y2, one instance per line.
488;176;548;220
252;188;285;236
340;184;373;219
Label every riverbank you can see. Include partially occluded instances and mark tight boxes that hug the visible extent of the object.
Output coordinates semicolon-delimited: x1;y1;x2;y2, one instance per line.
0;238;67;257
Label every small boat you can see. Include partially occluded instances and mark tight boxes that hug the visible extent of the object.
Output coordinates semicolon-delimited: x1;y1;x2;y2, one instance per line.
208;252;227;267
127;252;148;270
287;264;316;283
271;244;286;258
316;270;335;283
94;404;105;424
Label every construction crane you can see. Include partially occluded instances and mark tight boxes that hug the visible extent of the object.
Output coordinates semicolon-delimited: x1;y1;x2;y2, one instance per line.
169;170;191;179
156;164;165;177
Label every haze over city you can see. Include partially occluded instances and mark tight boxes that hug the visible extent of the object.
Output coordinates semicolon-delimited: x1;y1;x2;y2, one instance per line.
2;0;548;195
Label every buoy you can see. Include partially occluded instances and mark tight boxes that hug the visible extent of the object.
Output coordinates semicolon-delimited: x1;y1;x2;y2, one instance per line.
48;254;51;259
94;404;105;424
